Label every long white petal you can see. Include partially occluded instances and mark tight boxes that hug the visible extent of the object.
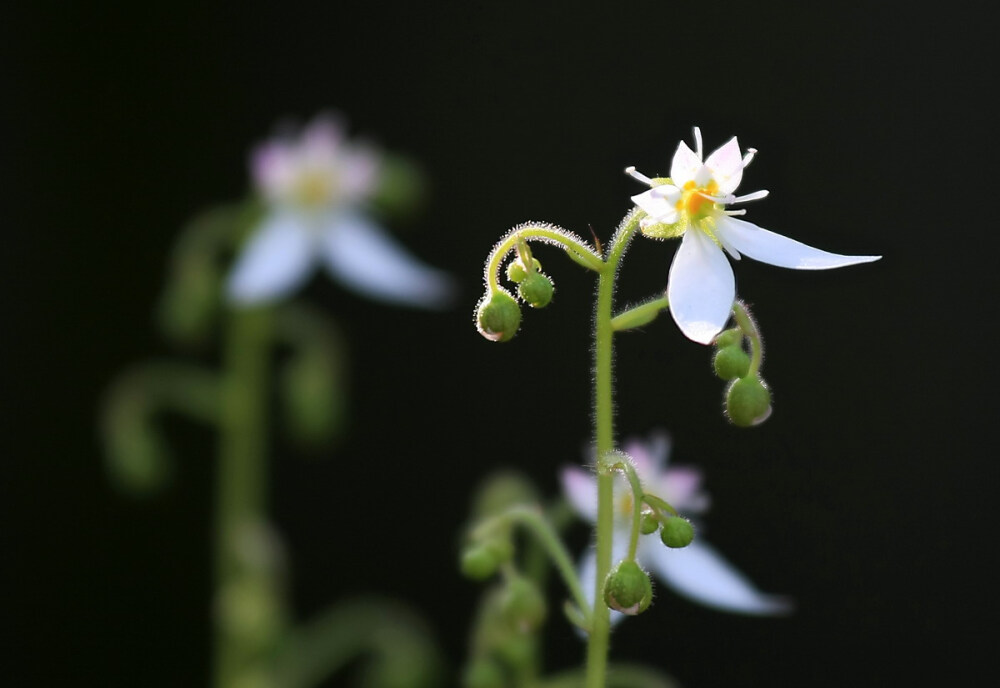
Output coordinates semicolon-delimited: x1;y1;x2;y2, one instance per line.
560;466;598;522
631;188;679;224
667;229;735;344
226;212;316;305
705;137;744;195
577;531;633;632
714;216;882;270
642;538;792;615
320;212;455;309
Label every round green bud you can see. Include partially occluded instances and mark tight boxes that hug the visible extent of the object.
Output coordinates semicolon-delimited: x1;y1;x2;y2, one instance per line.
713;345;751;380
640;510;660;535
726;375;773;427
476;290;522;342
714;328;743;349
501;577;547;631
505;257;542;284
461;658;505;688
460;538;514;580
660;517;695;548
517;272;554;309
603;560;653;616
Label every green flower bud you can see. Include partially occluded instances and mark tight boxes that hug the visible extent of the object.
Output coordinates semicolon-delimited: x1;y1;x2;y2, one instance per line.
460;538;513;580
640;510;660;535
726;375;773;427
660;517;695;548
517;272;554;309
713;345;751;380
714;328;743;348
462;658;505;688
501;577;547;632
603;560;653;616
505;257;542;284
476;290;522;342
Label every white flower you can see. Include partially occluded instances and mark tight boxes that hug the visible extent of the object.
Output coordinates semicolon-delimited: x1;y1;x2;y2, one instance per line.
226;115;453;308
561;432;791;625
627;128;880;344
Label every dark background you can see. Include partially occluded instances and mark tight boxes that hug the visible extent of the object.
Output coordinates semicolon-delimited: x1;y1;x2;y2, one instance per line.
4;2;995;686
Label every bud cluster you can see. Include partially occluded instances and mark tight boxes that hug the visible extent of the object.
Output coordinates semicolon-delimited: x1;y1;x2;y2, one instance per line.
476;242;555;342
712;327;772;427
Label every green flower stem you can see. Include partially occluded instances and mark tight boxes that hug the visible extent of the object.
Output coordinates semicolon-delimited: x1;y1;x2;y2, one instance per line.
473;505;592;626
485;225;604;292
732;301;762;375
603;455;645;562
641;493;679;518
214;306;274;687
540;663;679;688
586;211;642;688
611;295;670;332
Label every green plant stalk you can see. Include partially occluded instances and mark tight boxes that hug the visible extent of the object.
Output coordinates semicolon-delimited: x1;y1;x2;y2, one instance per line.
214;306;273;687
585;213;641;688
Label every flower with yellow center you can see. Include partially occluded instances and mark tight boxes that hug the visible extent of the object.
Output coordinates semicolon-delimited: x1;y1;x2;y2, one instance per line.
627;128;880;344
227;115;452;308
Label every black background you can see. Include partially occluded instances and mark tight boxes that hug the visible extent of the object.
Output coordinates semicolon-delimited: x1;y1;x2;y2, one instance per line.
4;2;995;687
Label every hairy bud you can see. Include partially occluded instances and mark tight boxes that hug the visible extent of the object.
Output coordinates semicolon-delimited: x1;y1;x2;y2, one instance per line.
713;345;751;380
476;290;522;342
726;375;773;427
518;272;554;309
603;560;653;615
660;517;695;548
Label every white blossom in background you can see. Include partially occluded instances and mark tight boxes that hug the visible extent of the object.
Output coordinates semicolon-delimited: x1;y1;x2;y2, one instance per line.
561;432;791;625
227;115;453;308
627;128;880;344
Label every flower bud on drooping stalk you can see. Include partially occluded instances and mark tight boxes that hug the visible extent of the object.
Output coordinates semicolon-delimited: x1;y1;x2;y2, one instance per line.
659;516;695;548
476;290;522;342
603;560;653;616
726;375;772;427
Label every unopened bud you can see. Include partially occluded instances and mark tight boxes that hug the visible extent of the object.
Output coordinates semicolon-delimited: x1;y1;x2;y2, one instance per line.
506;257;542;284
726;375;772;427
476;290;522;342
640;510;660;535
518;272;553;309
460;538;513;580
714;328;743;349
462;658;504;688
501;577;547;631
713;345;750;380
603;560;653;616
660;517;695;548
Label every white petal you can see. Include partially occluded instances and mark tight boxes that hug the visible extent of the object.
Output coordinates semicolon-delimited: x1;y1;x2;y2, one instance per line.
705;137;744;194
670;141;702;186
714;216;882;270
577;531;633;632
561;466;598;522
642;538;792;615
667;229;736;344
226;213;316;305
631;188;679;224
320;212;455;309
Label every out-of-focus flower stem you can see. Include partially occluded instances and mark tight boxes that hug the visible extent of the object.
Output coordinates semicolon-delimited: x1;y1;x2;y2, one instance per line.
586;212;641;688
215;306;275;687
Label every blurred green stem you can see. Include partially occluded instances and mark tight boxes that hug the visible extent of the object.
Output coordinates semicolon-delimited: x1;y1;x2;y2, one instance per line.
214;306;274;686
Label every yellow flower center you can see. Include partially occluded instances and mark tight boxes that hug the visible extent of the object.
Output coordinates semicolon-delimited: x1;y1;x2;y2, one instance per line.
677;179;720;222
294;169;339;208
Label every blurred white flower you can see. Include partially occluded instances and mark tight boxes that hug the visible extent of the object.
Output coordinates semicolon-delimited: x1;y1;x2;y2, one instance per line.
227;115;453;308
627;128;880;344
561;432;791;624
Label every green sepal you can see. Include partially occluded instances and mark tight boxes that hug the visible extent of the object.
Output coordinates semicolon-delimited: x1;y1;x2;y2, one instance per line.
603;560;653;616
713;345;751;380
725;375;773;427
476;290;522;342
500;576;547;632
518;272;554;308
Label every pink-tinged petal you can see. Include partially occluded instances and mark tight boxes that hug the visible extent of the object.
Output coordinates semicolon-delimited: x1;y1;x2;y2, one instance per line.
642;538;793;615
301;115;347;158
631;188;679;224
667;229;736;344
320;212;454;309
622;432;672;485
670;141;702;185
561;466;598;522
705;137;744;194
714;216;882;270
659;466;709;514
340;145;380;200
227;213;316;305
251;142;297;199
